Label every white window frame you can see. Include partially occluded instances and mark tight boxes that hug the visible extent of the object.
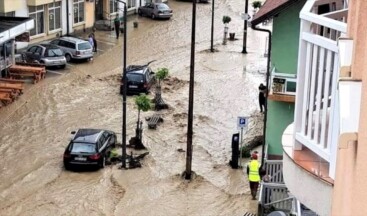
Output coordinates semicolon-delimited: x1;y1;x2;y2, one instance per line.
73;0;85;25
48;2;62;32
110;0;119;14
127;0;136;9
29;5;45;36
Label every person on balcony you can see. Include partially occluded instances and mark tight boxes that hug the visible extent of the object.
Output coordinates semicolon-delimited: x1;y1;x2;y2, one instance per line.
258;83;267;113
247;153;261;200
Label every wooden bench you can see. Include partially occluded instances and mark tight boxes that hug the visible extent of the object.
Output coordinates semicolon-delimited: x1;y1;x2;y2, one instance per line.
0;82;24;94
147;114;163;129
9;64;46;84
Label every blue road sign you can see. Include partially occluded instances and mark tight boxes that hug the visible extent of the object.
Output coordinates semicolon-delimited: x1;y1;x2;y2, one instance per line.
237;116;248;129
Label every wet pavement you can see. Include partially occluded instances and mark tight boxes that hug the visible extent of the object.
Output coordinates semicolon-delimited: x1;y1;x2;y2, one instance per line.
0;0;269;215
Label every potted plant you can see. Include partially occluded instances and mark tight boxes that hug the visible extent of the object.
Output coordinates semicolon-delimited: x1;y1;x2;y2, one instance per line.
133;20;139;28
222;16;231;45
252;1;262;12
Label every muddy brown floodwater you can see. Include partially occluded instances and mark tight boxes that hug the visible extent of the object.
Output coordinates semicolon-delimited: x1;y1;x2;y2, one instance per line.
0;0;269;215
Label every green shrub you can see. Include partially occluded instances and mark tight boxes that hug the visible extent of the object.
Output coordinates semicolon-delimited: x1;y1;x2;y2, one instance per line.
222;16;232;24
252;1;262;9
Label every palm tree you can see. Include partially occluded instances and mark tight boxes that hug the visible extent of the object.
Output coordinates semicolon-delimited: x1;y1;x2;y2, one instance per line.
133;93;151;149
156;67;169;88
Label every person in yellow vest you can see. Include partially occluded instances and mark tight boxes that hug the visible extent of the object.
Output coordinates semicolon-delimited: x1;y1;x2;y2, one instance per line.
247;153;261;200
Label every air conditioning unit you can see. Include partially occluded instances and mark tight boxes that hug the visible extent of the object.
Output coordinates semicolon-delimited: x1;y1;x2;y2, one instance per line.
270;70;297;95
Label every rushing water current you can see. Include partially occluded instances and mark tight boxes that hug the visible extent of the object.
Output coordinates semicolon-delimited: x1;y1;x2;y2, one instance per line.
0;0;269;215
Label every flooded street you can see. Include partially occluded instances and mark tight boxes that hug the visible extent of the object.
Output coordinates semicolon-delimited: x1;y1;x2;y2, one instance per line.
0;0;269;215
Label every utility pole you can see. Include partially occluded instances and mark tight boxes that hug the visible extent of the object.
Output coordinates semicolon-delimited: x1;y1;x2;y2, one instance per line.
210;0;215;52
117;0;127;169
242;0;249;54
185;0;197;180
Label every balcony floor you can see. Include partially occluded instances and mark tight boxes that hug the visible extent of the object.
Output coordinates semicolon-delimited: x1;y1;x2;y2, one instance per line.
282;124;334;185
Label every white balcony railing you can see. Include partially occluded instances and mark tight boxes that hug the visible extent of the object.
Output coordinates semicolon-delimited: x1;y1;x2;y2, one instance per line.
294;0;348;179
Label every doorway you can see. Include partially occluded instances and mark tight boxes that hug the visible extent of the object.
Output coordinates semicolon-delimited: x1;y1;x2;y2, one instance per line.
95;0;104;20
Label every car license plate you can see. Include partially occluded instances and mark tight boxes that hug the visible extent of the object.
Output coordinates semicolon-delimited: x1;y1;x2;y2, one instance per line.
129;85;138;88
75;157;86;161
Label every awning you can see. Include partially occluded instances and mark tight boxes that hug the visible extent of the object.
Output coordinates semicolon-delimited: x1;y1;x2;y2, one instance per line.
0;17;34;44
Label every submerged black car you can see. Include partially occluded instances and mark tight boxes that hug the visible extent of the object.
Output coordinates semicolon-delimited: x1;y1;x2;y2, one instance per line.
120;63;156;95
63;129;116;170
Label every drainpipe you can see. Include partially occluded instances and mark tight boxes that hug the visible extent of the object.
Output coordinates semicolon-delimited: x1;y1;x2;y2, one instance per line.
251;24;271;166
66;0;70;35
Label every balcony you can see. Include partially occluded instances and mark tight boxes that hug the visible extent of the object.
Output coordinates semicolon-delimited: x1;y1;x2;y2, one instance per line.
292;0;348;179
282;0;352;215
27;0;56;6
268;69;296;103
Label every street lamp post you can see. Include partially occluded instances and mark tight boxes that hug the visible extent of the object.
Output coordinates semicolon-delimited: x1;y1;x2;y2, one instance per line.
242;0;249;54
185;0;197;180
116;0;127;169
210;0;215;52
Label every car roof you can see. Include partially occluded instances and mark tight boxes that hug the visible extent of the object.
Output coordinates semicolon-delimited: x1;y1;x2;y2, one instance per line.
126;65;148;74
58;36;88;44
38;44;60;49
73;129;104;144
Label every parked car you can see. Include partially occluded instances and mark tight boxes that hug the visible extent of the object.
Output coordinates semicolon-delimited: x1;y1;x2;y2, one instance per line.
22;44;67;68
120;62;156;95
138;3;173;19
63;129;117;170
49;37;93;62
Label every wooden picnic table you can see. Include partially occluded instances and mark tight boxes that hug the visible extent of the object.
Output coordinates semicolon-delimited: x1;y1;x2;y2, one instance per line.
9;64;46;84
0;92;13;107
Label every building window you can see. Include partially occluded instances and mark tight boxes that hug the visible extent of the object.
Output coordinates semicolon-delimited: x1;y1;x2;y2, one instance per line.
110;0;119;14
48;2;61;31
73;0;85;24
0;11;15;17
128;0;135;9
29;6;45;36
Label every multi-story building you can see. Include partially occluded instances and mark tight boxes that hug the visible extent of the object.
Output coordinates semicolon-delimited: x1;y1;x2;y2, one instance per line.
0;0;150;45
252;0;306;160
253;0;366;215
282;0;366;215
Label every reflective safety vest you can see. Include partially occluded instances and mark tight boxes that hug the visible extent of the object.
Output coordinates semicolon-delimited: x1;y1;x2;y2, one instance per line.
248;160;260;182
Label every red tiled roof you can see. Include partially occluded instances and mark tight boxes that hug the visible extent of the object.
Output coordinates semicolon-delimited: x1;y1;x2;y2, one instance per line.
251;0;293;26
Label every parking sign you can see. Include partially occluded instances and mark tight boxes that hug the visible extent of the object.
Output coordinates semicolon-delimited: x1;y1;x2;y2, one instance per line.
237;116;248;129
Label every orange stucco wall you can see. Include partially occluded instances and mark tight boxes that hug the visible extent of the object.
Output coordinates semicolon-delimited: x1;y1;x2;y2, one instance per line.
85;1;95;29
331;0;367;215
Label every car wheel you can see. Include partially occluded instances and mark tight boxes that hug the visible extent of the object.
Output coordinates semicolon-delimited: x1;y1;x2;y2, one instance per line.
151;14;156;19
64;163;71;170
99;156;106;169
65;54;71;62
138;10;142;16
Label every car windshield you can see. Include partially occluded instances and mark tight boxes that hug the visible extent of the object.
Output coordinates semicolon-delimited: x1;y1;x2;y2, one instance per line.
157;4;169;9
46;48;63;57
127;73;144;82
71;143;96;153
78;42;91;50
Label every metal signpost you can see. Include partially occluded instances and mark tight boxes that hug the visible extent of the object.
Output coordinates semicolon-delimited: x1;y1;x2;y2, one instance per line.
237;116;249;167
